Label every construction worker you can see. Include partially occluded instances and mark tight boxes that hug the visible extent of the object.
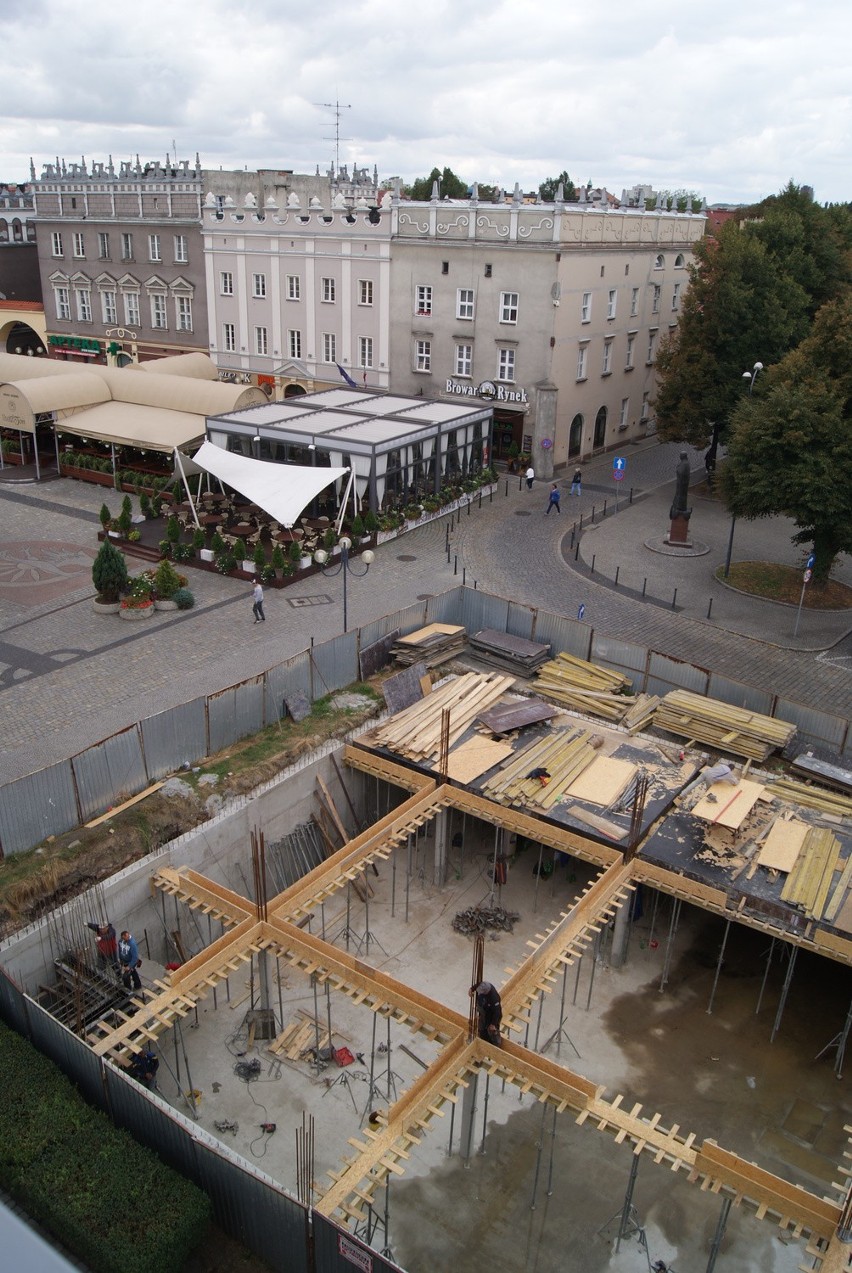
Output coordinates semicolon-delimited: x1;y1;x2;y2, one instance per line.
471;981;503;1046
128;1047;159;1089
118;930;142;991
86;920;118;969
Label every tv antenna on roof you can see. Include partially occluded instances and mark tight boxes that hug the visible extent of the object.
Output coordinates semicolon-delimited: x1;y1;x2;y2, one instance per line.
315;99;352;173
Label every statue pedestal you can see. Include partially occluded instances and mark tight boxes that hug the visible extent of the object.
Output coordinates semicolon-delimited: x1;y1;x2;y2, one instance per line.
666;513;692;547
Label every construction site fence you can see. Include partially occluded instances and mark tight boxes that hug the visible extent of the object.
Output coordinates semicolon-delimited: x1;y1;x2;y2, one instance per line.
0;967;403;1273
0;585;848;858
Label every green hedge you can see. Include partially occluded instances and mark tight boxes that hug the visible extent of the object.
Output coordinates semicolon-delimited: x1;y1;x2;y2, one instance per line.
0;1021;211;1272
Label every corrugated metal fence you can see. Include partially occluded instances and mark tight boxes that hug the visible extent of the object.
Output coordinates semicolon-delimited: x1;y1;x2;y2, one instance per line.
0;585;848;856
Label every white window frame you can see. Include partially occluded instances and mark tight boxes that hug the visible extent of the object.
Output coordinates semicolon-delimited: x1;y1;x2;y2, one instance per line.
73;232;85;258
499;291;519;324
602;341;612;375
358;336;373;369
654;253;665;269
652;285;661;314
124;292;140;327
150;292;167;329
322;332;336;363
148;233;162;262
415;285;432;316
581;292;591;323
220;271;234;296
321;276;336;303
607;289;617;319
626;333;635;369
497;347;516;382
630;287;639;317
121;233;133;261
51;231;63;257
255;325;269;356
576;344;587;380
672;282;681;311
620;397;630;428
252;272;267;299
223;322;236;353
288;329;302;359
98;232;110;259
358;279;373;306
76;288;92;322
647;329;657;363
456;288;474;320
101;290;117;324
286;274;300;301
54;286;70;320
455;343;472;377
173;234;188;264
415;339;431;372
176;295;193;332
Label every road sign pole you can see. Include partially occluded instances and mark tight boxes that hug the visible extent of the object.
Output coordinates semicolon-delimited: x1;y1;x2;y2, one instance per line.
794;563;813;637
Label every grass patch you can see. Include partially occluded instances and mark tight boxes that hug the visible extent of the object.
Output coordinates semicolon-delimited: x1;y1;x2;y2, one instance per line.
716;561;852;609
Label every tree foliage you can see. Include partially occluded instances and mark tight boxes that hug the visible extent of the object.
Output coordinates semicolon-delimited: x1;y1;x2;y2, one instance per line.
407;166;470;200
538;170;577;202
92;537;128;602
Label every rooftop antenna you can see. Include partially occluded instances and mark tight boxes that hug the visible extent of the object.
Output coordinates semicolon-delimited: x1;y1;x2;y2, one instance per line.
315;99;352;172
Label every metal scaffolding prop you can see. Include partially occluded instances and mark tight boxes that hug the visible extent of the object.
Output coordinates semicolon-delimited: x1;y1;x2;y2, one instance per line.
82;746;852;1266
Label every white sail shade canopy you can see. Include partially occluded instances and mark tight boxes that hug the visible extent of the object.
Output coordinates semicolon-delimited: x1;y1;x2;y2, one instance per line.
191;440;349;527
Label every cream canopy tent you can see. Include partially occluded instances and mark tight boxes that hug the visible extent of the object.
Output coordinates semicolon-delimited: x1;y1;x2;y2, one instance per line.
190;440;351;528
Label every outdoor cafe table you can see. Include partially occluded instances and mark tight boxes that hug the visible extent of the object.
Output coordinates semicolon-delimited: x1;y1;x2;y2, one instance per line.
229;524;254;538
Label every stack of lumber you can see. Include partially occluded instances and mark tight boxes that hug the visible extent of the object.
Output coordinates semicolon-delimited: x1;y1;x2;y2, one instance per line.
780;826;841;920
654;690;796;761
469;628;551;677
766;777;852;819
622;693;661;733
367;671;514;763
534;651;635;722
392;623;466;667
480;726;598;810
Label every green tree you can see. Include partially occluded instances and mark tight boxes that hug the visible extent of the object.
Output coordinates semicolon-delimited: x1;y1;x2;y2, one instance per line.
538;170;577;202
92;538;128;602
720;295;852;583
408;166;470;200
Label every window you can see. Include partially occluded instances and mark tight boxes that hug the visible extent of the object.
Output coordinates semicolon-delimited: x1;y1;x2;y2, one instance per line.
255;326;269;355
223;322;236;353
98;232;110;259
620;398;630;428
415;339;431;372
73;232;85;258
484;263;492;278
121;233;133;261
654;253;665;269
415;285;432;316
602;341;612;374
54;286;70;320
442;261;449;275
626;333;635;369
124;292;140;326
322;332;336;363
607;289;617;319
176;295;193;332
286;274;300;301
150;293;167;328
581;292;591;322
497;348;515;381
51;231;63;257
457;289;475;320
101;290;117;324
672;282;681;311
173;234;188;263
675;254;686;268
499;291;519;324
652;285;661;313
358;336;373;368
630;287;639;316
358;279;373;306
455;343;472;377
647;330;657;363
577;345;587;380
321;277;336;303
252;272;267;299
148;233;161;261
642;394;650;421
288;329;302;359
76;288;92;322
221;271;233;295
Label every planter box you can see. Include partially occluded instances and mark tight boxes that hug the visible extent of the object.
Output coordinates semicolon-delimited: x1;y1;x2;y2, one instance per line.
92;598;120;615
199;548;214;562
119;604;154;621
242;559;256;574
154;598;179;611
59;464;116;487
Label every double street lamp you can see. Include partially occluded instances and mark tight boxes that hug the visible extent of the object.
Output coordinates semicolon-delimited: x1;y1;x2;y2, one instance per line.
723;361;764;578
314;536;374;633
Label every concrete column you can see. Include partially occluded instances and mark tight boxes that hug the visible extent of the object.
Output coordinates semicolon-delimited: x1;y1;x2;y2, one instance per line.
433;808;449;887
459;1068;479;1166
533;382;558;480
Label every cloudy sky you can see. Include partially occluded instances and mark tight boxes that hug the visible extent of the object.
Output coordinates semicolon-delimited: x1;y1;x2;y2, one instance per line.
4;0;849;205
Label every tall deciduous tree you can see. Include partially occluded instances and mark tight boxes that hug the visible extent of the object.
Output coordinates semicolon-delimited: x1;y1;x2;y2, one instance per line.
538;171;577;202
408;167;470;201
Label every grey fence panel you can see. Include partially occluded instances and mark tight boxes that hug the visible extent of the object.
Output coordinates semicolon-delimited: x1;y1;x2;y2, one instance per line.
265;651;313;724
106;1063;204;1176
842;729;852;765
311;631;360;698
25;998;109;1111
505;602;536;643
208;675;265;754
425;586;464;625
461;588;510;637
706;674;774;715
71;727;148;823
774;700;847;752
0;968;30;1036
590;633;648;690
359;603;427;651
140;698;208;779
193;1144;308;1273
314;1213;405;1273
646;652;710;699
532;610;592;661
0;761;79;857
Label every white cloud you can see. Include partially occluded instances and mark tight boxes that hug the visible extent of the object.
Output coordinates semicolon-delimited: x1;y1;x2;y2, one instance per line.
2;0;850;204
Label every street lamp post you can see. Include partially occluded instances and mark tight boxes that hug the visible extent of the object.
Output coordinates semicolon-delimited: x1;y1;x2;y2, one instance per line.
723;362;763;578
314;536;374;633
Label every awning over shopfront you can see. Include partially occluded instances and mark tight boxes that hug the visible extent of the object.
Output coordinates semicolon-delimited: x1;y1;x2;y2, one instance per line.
192;440;349;527
59;402;206;453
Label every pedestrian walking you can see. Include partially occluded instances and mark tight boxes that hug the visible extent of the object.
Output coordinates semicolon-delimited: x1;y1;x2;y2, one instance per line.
546;483;561;515
525;464;535;490
118;930;142;991
570;467;582;496
86;920;118;970
252;577;266;623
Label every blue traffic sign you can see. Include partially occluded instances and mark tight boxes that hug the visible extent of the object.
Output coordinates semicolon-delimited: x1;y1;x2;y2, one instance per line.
806;553;815;569
578;604;586;620
613;456;627;472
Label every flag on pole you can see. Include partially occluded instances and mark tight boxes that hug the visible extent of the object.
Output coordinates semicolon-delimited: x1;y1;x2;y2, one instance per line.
336;364;357;388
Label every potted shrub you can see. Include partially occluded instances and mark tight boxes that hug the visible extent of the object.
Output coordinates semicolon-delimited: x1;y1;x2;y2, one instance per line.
351;513;366;542
288;541;303;573
99;502;111;533
322;527;336;554
173;587;195;610
91;537;128;613
253;542;267;577
139;492;152;520
119;576;154;621
364;508;379;537
192;527;206;555
270;544;286;578
261;564;277;585
153;558;181;610
506;440;520;473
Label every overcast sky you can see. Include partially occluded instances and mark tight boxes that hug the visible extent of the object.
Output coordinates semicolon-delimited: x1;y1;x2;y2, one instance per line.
3;0;849;205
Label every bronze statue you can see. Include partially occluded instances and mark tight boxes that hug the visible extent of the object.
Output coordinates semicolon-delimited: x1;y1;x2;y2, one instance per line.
670;451;692;520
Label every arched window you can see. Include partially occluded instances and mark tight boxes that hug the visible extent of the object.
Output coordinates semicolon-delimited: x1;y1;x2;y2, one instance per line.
569;413;583;458
593;406;607;449
654;253;665;269
674;253;685;268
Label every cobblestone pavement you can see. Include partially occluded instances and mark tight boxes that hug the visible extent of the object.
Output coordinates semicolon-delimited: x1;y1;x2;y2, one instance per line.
0;439;849;786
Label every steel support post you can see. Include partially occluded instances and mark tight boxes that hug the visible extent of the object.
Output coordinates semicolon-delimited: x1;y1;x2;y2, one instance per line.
706;919;731;1015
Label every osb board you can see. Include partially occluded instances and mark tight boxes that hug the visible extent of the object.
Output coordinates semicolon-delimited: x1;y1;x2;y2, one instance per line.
691;779;765;829
831;890;852;936
567;755;636;807
757;818;809;872
396;623;465;645
444;737;514;783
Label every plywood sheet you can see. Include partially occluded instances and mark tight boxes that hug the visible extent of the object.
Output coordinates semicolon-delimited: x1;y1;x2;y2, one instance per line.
443;736;514;783
396;623;465;645
567;755;636;807
757;818;809;872
691;778;765;829
832;889;852;935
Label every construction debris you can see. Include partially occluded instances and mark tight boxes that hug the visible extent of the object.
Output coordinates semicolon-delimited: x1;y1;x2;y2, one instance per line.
469;629;551;677
391;623;466;667
654;690;796;761
780;827;842;920
534;651;636;722
451;905;520;935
